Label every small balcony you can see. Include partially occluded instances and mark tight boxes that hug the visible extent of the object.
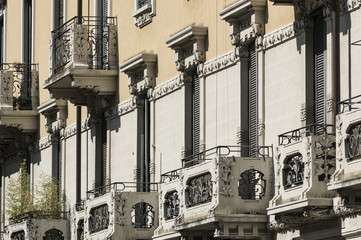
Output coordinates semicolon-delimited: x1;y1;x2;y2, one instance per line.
268;124;337;231
4;211;69;240
154;145;273;240
327;95;361;218
43;16;118;105
73;182;159;240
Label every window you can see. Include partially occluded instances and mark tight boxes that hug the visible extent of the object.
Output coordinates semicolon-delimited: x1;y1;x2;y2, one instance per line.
53;0;64;29
133;0;155;28
314;14;327;134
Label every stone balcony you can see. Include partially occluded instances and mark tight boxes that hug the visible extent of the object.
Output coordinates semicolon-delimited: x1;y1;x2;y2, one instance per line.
43;16;118;106
0;63;39;158
73;182;159;240
268;124;337;231
153;145;273;240
4;211;69;240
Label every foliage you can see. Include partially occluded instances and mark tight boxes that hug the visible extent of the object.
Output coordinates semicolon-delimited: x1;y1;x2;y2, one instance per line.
5;160;64;221
5;160;34;219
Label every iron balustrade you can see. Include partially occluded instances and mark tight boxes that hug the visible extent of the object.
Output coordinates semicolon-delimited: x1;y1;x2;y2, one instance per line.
51;16;117;75
338;94;361;113
160;145;272;183
278;124;335;146
86;182;158;199
9;211;68;225
182;145;272;167
0;63;38;110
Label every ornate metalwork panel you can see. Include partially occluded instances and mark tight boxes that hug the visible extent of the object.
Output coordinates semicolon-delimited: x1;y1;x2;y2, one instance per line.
164;191;179;220
186;173;212;207
77;219;84;240
347;123;361;159
43;229;64;240
315;137;336;182
283;154;304;188
89;204;109;234
131;202;155;228
11;230;25;240
238;169;266;200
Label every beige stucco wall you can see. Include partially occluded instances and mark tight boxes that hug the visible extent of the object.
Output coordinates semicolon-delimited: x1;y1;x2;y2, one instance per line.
5;0;21;63
265;1;295;33
115;0;239;102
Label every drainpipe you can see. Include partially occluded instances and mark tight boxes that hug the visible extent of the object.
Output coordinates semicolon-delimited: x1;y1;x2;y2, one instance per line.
332;0;340;120
76;0;83;204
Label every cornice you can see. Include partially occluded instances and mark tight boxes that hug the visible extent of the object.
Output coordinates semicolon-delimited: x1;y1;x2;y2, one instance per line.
148;74;187;101
31;135;55;152
262;20;305;50
61;118;91;139
105;98;136;119
198;49;240;77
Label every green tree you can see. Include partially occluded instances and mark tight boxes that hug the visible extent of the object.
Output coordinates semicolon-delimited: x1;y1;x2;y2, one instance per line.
5;160;34;219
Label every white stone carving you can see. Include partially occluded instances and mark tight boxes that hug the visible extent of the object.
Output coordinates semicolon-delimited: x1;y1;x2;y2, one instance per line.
105;98;136;119
133;0;156;28
262;20;305;49
198;49;240;77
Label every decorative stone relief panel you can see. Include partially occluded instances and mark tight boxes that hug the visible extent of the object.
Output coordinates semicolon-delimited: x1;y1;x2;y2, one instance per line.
164;191;179;220
346;122;361;159
77;219;84;240
219;157;235;197
185;172;213;207
238;169;266;200
89;204;109;234
114;194;128;226
133;0;155;28
10;230;25;240
283;153;304;188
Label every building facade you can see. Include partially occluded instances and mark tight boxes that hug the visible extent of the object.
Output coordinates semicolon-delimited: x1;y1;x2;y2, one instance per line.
0;0;360;239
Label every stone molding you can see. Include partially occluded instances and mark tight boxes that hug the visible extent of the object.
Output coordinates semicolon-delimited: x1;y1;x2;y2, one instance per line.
198;49;240;77
300;105;314;122
262;20;305;50
340;0;361;13
105;98;136;119
30;134;56;153
133;0;156;28
61;118;92;139
148;73;190;101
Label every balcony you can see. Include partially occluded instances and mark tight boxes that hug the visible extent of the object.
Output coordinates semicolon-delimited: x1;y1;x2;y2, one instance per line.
43;16;118;105
4;211;69;240
0;63;39;156
73;182;158;240
154;145;273;240
268;124;337;231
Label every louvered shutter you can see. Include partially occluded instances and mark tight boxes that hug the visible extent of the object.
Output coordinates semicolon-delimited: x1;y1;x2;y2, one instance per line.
314;15;326;134
102;0;108;17
59;0;64;26
249;42;258;157
193;73;200;156
101;116;107;186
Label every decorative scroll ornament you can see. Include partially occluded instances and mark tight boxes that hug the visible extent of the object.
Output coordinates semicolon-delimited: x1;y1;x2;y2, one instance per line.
186;173;213;206
336;115;344;162
115;194;128;226
89;204;109;233
347;123;361;159
131;202;155;228
164;191;179;220
219;157;235;197
238;169;266;200
283;154;304;188
314;136;336;182
43;228;64;240
10;230;25;240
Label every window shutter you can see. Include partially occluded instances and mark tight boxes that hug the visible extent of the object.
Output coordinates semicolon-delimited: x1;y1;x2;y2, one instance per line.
193;74;200;156
249;41;258;156
59;0;64;26
102;0;108;17
314;15;326;133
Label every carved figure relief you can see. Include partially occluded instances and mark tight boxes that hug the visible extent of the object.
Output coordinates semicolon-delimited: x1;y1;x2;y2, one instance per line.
10;230;25;240
114;194;127;226
346;123;361;159
283;153;304;188
164;191;179;220
185;173;213;206
77;219;84;240
89;204;109;233
219;157;235;197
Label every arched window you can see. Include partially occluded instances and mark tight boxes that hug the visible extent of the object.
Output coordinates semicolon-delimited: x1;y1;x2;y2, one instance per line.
43;228;64;240
131;202;155;228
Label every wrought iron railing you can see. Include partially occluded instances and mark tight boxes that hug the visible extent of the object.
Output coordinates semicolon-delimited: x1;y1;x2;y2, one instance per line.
9;211;68;225
182;145;272;168
278;124;335;146
86;182;158;199
160;145;272;183
338;94;361;113
51;16;117;75
0;63;38;110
